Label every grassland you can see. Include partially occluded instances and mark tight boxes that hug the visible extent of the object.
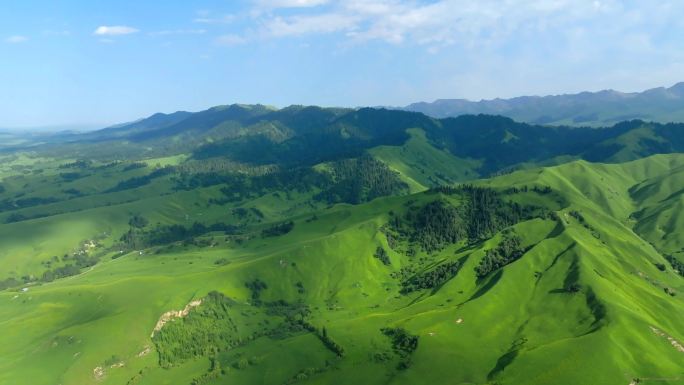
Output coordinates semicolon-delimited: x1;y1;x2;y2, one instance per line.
0;146;683;385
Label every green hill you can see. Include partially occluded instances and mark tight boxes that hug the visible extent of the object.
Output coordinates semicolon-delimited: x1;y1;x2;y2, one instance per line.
1;147;683;385
12;105;684;177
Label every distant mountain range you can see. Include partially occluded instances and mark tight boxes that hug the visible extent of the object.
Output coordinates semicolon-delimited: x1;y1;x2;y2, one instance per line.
2;98;684;385
7;103;682;182
402;82;684;126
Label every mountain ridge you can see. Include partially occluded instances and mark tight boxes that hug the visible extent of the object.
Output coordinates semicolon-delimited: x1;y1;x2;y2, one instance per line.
402;82;684;126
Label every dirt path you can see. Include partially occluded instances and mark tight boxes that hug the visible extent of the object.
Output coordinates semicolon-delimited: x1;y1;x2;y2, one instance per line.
150;299;202;337
650;326;684;353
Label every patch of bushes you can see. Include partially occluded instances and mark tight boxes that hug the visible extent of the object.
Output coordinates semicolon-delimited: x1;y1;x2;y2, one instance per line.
261;221;294;237
401;259;465;294
381;327;419;369
122;162;147;172
0;277;20;290
106;166;175;192
388;186;543;253
666;255;684;277
373;247;391;265
120;221;241;250
152;291;239;367
474;232;525;278
569;210;600;238
314;155;409;204
245;278;268;305
128;215;148;228
40;254;100;282
190;355;222;385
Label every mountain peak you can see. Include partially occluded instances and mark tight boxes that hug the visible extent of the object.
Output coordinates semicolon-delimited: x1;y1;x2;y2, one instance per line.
402;83;684;125
669;82;684;95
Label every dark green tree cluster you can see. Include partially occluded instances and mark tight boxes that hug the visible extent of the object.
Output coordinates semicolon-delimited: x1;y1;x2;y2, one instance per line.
294;321;345;357
459;185;534;241
231;207;264;221
128;214;148;228
178;155;407;206
389;186;541;253
317;326;345;357
1;196;58;216
392;200;467;253
282;366;331;385
153;291;238;367
666;255;684;277
245;278;268;304
40;264;82;282
122;162;147;171
119;220;240;250
39;252;100;282
191;107;419;167
373;247;391;265
176;167;328;202
314;155;409;204
1;252;100;288
475;232;525;278
568;210;600;238
261;221;294;237
59;172;85;182
58;159;92;169
380;327;419;369
106;166;175;192
400;259;464;294
263;299;310;320
0;277;20;290
189;354;222;385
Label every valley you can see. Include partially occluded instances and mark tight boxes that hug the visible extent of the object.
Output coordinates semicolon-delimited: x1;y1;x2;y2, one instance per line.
0;107;683;385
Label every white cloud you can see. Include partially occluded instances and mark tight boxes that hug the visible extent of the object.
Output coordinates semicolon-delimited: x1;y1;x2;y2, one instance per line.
93;25;139;36
264;13;358;37
247;0;674;52
5;35;28;44
215;34;247;46
149;29;207;36
255;0;329;9
193;14;235;24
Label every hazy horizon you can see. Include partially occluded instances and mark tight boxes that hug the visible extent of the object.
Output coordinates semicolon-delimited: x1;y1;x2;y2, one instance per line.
3;80;684;132
3;0;684;128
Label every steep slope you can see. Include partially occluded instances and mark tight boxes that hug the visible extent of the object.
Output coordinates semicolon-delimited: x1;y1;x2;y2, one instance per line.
370;128;482;191
1;155;683;385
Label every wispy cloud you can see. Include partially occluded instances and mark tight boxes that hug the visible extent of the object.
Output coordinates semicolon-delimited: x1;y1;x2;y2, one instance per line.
149;29;207;36
193;12;235;24
255;0;329;9
93;25;139;36
264;13;358;37
5;35;28;44
239;0;682;54
215;34;247;46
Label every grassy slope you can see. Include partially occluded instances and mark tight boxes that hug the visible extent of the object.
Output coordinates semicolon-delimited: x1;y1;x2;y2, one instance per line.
370;128;481;192
0;155;683;385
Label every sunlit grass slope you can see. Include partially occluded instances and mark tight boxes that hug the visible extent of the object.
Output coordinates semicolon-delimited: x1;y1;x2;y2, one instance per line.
0;155;683;385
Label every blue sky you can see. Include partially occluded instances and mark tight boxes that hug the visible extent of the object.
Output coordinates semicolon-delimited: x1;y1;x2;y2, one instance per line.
1;0;683;128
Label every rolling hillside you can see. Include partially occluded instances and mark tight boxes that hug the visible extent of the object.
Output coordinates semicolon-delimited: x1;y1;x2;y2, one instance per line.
1;106;683;385
0;138;683;385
